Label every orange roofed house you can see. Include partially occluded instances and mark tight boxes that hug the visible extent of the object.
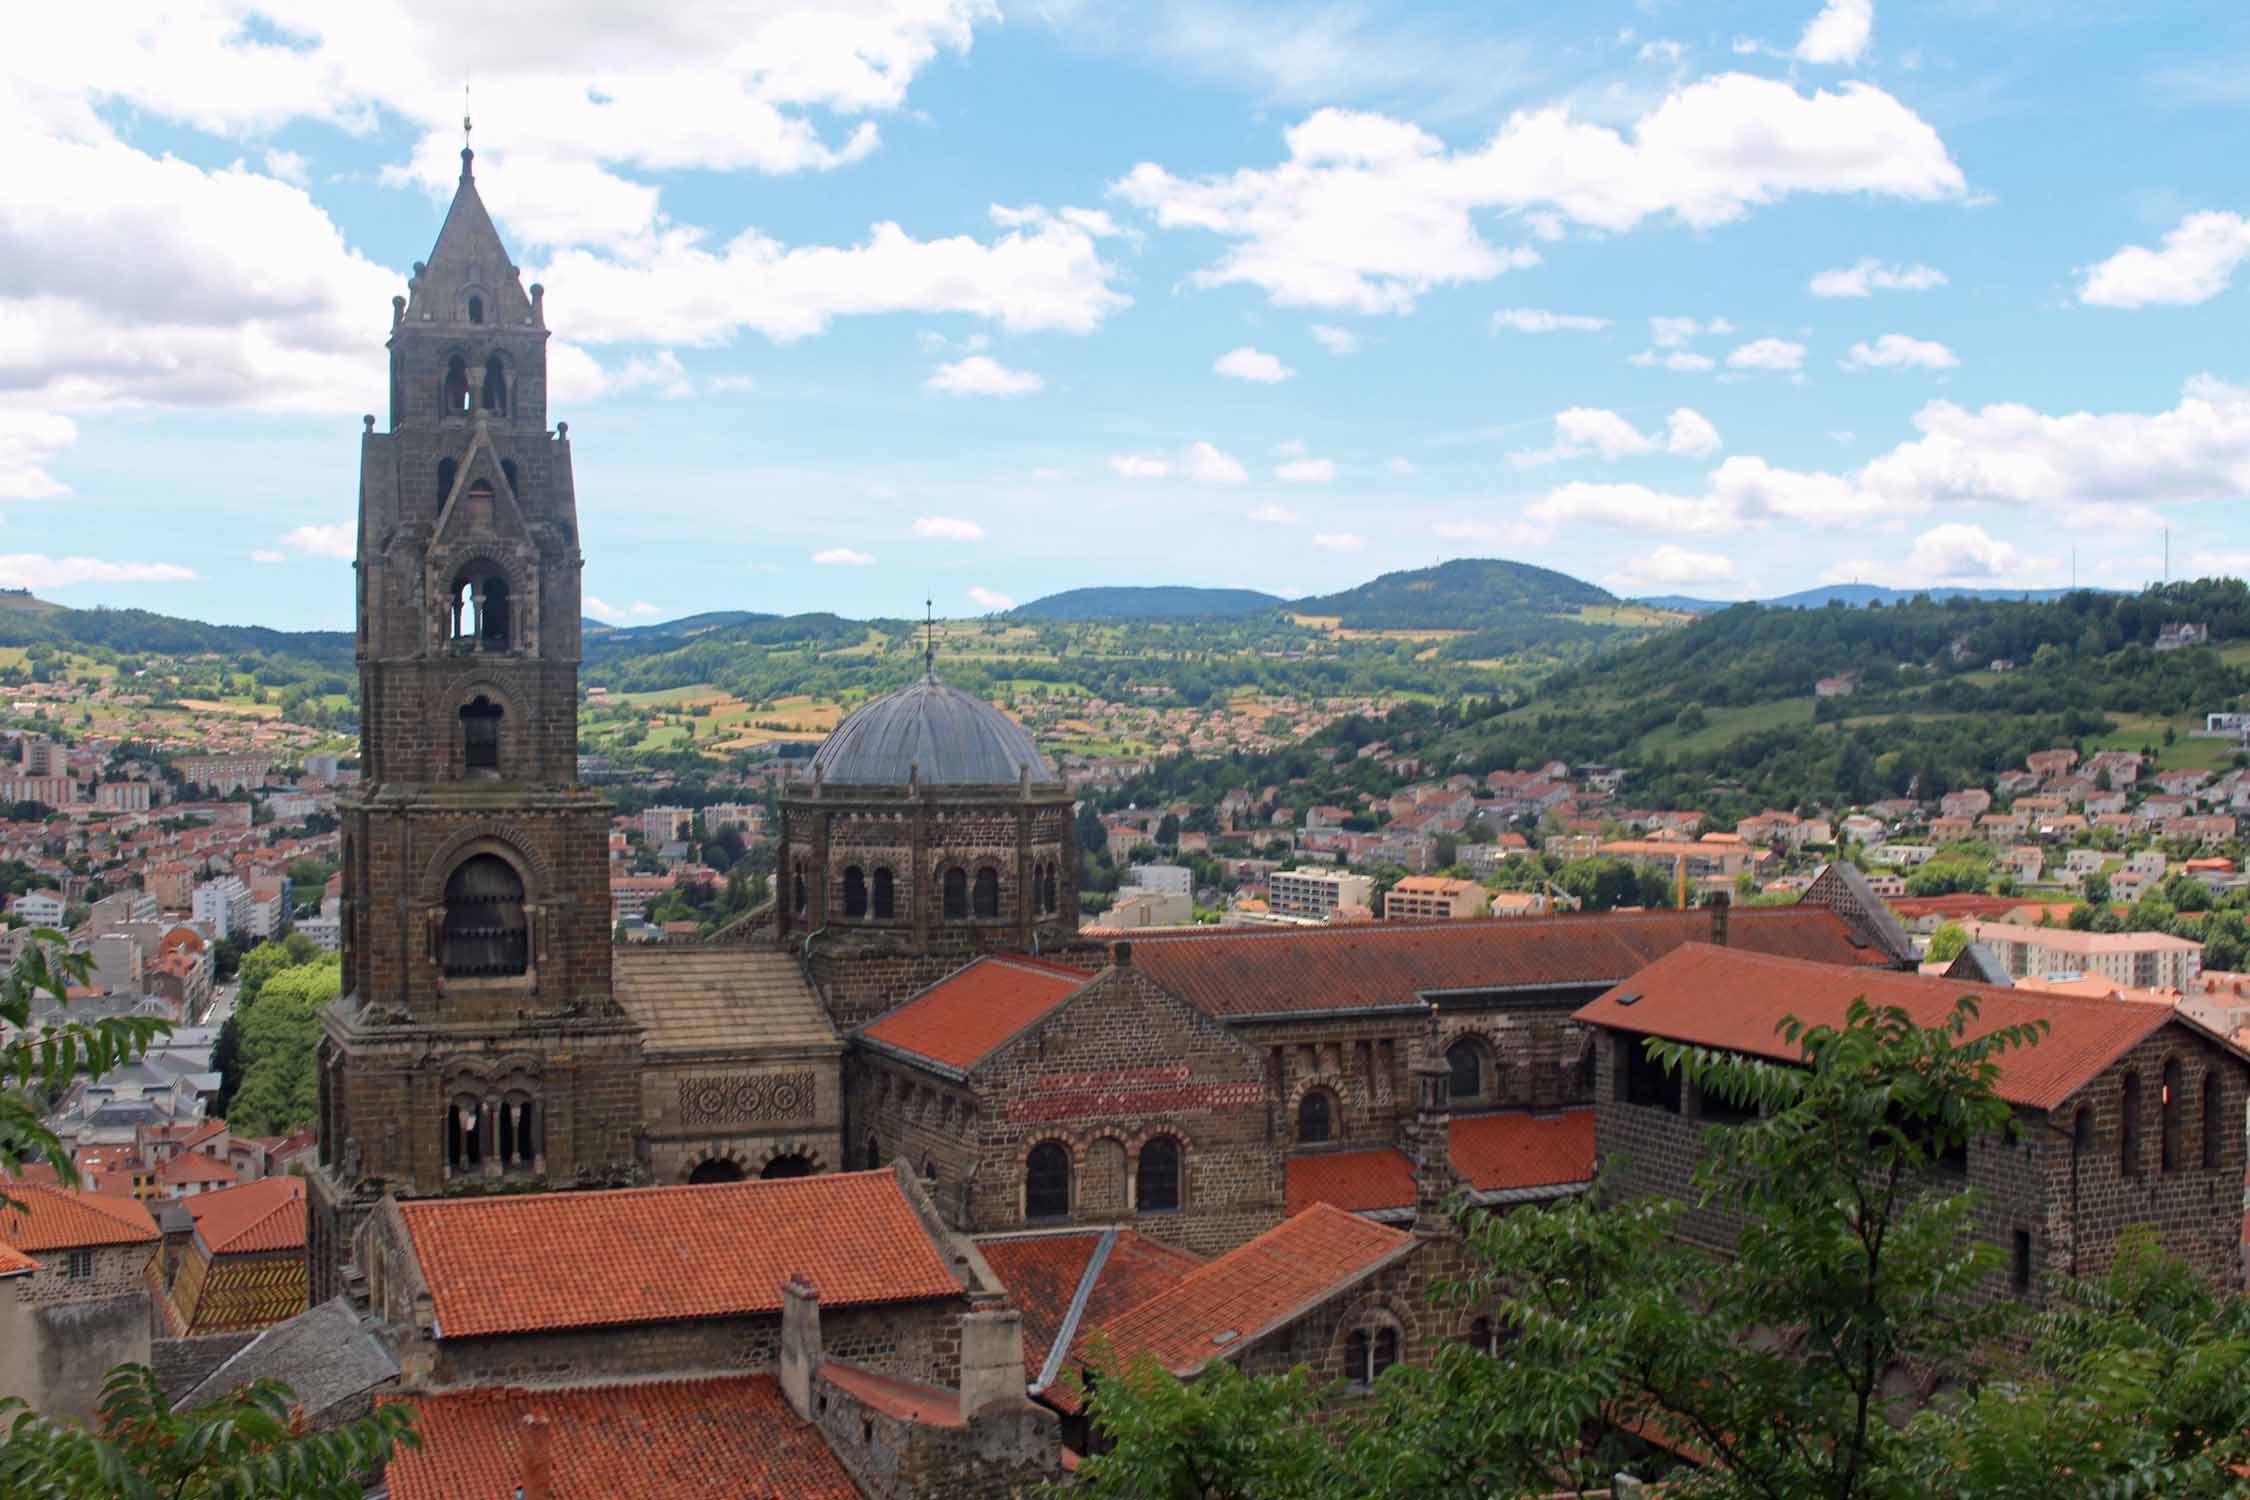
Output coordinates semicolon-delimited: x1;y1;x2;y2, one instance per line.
0;1181;161;1419
1578;944;2250;1299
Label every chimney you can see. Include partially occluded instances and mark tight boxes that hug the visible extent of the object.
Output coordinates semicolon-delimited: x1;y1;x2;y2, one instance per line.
1708;893;1730;948
779;1274;822;1421
1408;1005;1459;1234
517;1413;552;1500
956;1299;1029;1422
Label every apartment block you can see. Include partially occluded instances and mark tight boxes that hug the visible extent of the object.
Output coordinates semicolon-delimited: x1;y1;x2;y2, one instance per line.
1268;867;1377;920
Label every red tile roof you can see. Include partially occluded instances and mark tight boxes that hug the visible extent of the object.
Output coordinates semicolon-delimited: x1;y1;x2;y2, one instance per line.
1085;1204;1411;1382
1124;908;1888;1019
0;1242;38;1275
157;1153;237;1186
187;1177;305;1255
383;1377;859;1500
977;1229;1205;1384
399;1169;964;1339
0;1180;160;1252
1576;944;2203;1111
820;1360;962;1428
1283;1109;1596;1214
860;955;1093;1071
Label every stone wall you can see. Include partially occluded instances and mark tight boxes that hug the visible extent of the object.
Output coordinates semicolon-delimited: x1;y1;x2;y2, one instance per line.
808;1367;1061;1500
641;1049;843;1183
1231;1231;1477;1392
0;1244;156;1421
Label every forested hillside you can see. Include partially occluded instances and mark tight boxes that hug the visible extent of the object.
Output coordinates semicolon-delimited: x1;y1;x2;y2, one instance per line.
1292;558;1616;627
1011;586;1282;620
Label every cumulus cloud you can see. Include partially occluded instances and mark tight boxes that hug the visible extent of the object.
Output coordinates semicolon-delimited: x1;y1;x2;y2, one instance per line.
1276;457;1337;482
1726;337;1806;372
1491;308;1612;333
1186;441;1250;484
1809;258;1946;297
1524;481;1735;535
1312;532;1365;551
1612;544;1737;591
912;515;986;541
2078;211;2250;309
1631;350;1718;372
0;413;78;499
1249;503;1302;523
1308;325;1360;354
967;585;1015;611
1512;406;1723;466
926;355;1043;396
1828;523;2025;586
1111;454;1172;479
0;555;196;589
1215;346;1295;381
813;547;875;565
281;523;356;560
1111;74;1962;312
608;350;695;398
1794;0;1874;64
584;596;665;623
1842;334;1958;371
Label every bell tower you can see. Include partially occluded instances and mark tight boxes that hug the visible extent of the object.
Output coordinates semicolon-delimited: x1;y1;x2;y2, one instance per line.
309;148;643;1302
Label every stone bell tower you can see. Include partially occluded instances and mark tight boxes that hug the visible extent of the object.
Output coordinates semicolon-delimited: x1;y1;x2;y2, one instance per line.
308;147;642;1302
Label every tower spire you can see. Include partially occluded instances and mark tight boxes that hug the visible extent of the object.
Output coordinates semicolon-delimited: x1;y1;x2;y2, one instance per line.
461;82;474;177
924;599;935;679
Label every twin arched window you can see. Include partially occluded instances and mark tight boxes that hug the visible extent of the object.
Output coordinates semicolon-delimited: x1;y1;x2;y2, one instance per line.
1345;1326;1399;1389
1137;1136;1181;1213
441;854;527;977
1297;1090;1335;1145
1032;860;1061;916
1026;1141;1070;1220
446;567;511;650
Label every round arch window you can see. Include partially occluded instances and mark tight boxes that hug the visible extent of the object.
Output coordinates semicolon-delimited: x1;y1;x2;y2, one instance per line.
441;854;528;977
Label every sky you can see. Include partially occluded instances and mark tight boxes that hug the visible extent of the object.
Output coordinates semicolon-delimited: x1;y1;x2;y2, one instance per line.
6;0;2250;630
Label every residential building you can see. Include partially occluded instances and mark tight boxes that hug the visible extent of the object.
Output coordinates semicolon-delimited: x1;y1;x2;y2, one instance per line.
173;755;272;796
1957;918;2204;991
94;782;152;813
641;805;693;845
11;889;66;926
1384;876;1491;921
190;876;250;938
1123;863;1194;897
1268;867;1377;920
1103;887;1195;929
0;1182;162;1420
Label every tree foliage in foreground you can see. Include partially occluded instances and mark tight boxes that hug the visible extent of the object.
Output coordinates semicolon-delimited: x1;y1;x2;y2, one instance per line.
2;935;168;1212
0;1364;417;1500
1066;996;2250;1500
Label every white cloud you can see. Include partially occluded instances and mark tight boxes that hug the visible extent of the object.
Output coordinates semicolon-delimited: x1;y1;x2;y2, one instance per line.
1312;532;1365;551
0;413;77;499
1726;338;1806;372
248;550;285;564
1613;544;1737;590
1186;441;1249;484
707;374;757;394
926;355;1044;396
608;350;695;398
585;596;665;623
1809;258;1947;297
1308;324;1360;354
968;585;1015;611
1491;308;1611;334
2078;211;2250;309
1215;346;1295;382
912;515;986;541
1794;0;1874;64
1112;75;1962;313
1511;406;1723;466
0;555;195;589
1111;454;1173;480
1249;503;1302;524
1386;457;1418;476
281;523;355;560
1525;481;1735;535
261;149;309;186
813;547;875;565
1638;40;1685;64
1631;350;1719;372
1828;523;2023;586
1276;457;1337;482
1842;333;1958;371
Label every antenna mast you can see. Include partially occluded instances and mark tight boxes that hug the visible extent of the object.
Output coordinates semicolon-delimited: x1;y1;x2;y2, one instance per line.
923;598;935;678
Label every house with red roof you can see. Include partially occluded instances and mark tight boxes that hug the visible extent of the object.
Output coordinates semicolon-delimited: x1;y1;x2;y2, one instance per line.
1577;943;2250;1299
0;1180;162;1419
155;1176;309;1338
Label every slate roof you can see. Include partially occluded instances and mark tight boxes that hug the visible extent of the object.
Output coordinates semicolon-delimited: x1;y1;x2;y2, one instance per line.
1082;1204;1412;1386
1575;943;2219;1111
860;956;1094;1073
809;674;1056;786
397;1169;963;1338
1283;1109;1596;1215
1125;907;1889;1020
0;1180;159;1252
383;1376;858;1500
175;1297;397;1416
613;947;840;1056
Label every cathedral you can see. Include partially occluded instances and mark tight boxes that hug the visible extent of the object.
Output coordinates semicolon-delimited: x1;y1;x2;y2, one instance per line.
308;151;1918;1304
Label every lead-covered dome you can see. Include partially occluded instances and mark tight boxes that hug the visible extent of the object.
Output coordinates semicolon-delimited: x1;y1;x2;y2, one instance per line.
809;675;1057;786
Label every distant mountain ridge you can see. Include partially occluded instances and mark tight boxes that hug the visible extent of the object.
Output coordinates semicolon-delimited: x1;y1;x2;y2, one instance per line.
1642;584;2105;612
1292;558;1615;629
1009;586;1283;621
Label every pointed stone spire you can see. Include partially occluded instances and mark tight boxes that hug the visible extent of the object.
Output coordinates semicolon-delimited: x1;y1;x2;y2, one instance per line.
402;141;536;329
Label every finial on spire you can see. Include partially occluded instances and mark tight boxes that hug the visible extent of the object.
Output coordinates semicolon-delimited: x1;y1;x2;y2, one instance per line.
460;82;474;176
923;598;935;679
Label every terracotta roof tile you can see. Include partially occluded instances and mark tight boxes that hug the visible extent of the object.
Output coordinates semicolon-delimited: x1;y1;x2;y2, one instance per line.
819;1360;962;1428
186;1177;306;1255
0;1242;38;1275
977;1229;1205;1387
399;1169;962;1339
1284;1149;1413;1215
861;955;1093;1071
383;1377;860;1500
1283;1109;1597;1215
1125;908;1887;1019
1085;1204;1411;1383
1576;944;2198;1111
157;1153;237;1185
0;1180;160;1252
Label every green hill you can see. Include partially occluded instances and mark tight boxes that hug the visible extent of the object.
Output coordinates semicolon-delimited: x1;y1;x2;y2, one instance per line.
1292;558;1615;629
1011;586;1282;621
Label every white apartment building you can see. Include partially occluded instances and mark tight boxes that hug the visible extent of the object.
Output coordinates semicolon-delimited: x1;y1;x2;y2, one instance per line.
1103;887;1194;930
1958;918;2204;991
12;890;66;926
190;877;251;938
1123;863;1193;897
641;806;693;845
1268;866;1376;920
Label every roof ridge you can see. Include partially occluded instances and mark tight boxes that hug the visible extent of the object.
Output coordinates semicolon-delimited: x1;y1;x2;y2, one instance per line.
399;1167;898;1217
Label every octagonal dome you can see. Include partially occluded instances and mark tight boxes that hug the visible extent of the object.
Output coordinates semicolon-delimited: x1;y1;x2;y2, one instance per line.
809;676;1057;787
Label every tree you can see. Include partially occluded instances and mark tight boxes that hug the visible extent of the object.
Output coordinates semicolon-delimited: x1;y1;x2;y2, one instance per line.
1156;813;1182;848
1927;921;1971;963
2;936;168;1211
224;957;340;1135
0;1363;417;1499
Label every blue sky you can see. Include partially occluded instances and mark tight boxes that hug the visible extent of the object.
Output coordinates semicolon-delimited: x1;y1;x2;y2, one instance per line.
6;0;2250;629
